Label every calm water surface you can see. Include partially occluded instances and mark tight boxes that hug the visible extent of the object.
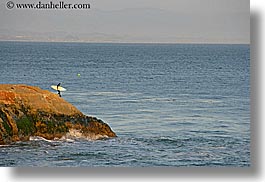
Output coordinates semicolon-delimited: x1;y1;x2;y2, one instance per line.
0;42;250;167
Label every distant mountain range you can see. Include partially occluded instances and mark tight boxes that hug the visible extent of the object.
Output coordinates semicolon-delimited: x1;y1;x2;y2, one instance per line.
0;4;249;43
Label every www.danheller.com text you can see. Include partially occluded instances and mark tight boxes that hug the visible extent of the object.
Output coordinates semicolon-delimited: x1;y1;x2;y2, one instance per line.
6;1;91;10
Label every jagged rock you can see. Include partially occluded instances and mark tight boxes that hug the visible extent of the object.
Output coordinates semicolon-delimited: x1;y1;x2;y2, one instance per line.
0;84;116;144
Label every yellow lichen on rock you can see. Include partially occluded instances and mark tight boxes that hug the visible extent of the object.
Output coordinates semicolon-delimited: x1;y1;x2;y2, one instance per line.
0;84;116;144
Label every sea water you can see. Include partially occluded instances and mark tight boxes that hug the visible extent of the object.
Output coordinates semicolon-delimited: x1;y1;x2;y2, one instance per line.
0;42;250;167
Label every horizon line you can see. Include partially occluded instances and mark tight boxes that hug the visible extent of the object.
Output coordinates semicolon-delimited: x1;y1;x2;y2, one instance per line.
0;39;250;45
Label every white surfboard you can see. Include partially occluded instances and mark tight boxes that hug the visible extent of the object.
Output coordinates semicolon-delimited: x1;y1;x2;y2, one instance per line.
51;85;67;92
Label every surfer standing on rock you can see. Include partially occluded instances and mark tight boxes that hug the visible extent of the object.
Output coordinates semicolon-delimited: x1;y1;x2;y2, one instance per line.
57;83;61;97
51;83;66;97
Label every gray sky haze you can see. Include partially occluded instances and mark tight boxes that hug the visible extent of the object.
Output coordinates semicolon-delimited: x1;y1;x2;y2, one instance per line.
0;0;250;43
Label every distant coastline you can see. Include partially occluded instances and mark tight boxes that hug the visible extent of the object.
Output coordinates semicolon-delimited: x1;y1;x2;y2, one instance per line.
0;39;250;45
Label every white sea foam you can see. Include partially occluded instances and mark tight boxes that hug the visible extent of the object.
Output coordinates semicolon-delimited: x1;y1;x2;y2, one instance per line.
28;129;109;143
62;129;109;141
29;136;54;142
0;145;10;147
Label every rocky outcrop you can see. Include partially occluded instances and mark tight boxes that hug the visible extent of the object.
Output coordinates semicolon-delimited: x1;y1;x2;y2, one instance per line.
0;84;116;145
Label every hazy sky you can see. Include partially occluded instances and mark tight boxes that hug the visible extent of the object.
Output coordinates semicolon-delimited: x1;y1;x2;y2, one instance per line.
0;0;250;43
92;0;248;12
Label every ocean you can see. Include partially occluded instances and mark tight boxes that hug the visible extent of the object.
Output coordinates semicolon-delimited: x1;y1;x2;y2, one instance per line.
0;41;250;167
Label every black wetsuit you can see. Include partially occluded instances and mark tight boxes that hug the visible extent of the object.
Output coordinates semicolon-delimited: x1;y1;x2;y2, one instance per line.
57;83;61;97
